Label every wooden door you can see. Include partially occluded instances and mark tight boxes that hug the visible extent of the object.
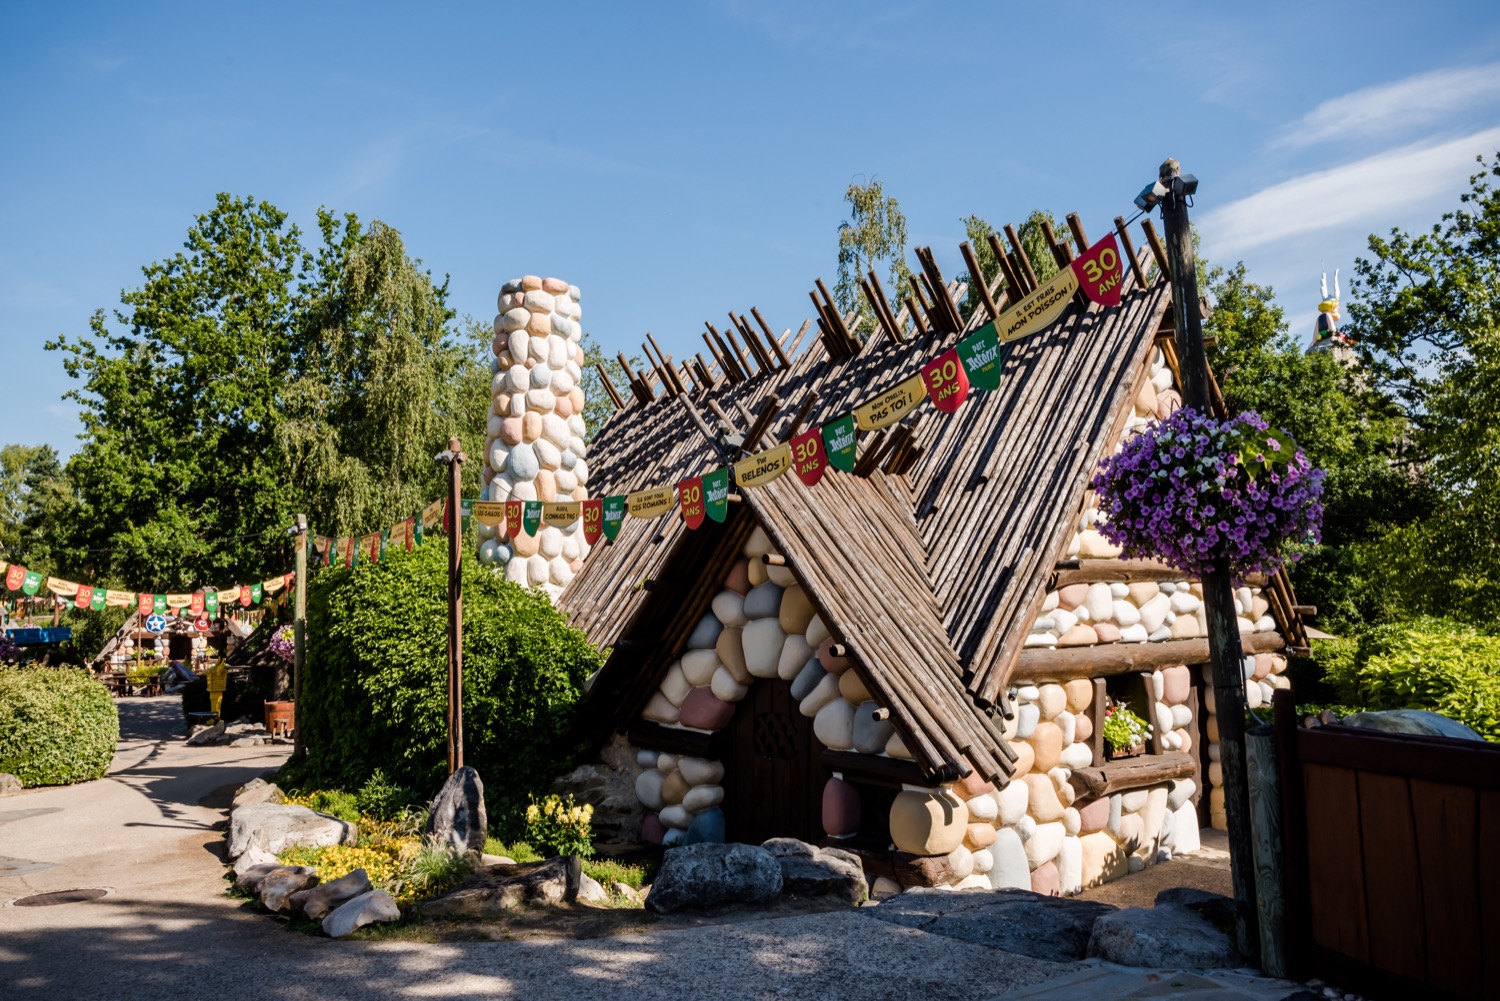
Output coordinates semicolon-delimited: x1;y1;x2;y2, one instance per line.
721;679;831;845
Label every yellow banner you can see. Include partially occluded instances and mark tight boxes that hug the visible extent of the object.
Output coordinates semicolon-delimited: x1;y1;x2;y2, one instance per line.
855;372;928;431
262;576;285;595
105;589;134;607
543;501;582;529
473;501;507;527
166;593;192;609
733;442;794;488
45;577;79;597
627;487;675;519
217;586;241;604
421;499;445;528
997;267;1079;343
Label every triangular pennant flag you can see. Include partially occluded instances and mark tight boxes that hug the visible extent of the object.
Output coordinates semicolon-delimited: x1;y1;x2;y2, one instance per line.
922;348;970;414
733;442;793;488
413;518;425;547
996;265;1079;343
581;498;603;544
473;502;505;527
460;499;474;536
338;537;355;567
363;533;381;563
74;584;94;610
204;590;219;617
703;468;730;523
46;577;78;597
602;495;627;540
153;594;167;615
678;477;706;529
421;499;444;529
165;593;192;609
791;428;829;487
138;592;154;615
240;585;253;607
956;322;1004;392
404;517;415;551
91;588;108;611
626;487;674;519
855;372;927;431
105;589;133;608
505;500;524;540
189;591;205;615
1071;233;1124;307
252;582;265;604
542;501;581;530
822;414;857;473
523;501;542;536
6;565;26;591
22;571;42;596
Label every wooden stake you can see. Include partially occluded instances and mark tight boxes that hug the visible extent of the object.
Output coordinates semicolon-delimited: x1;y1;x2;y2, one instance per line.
1141;218;1170;280
1114;215;1149;292
1003;223;1040;290
1065;212;1091;255
751;307;792;368
960;241;999;322
594;362;626;410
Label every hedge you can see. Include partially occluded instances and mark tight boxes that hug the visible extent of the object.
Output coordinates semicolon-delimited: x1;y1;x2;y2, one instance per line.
286;539;602;827
1319;617;1500;740
0;667;119;786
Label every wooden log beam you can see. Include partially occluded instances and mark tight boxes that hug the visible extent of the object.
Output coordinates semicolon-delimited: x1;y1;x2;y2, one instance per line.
594;362;626;410
821;749;929;788
1068;750;1197;802
751;307;792;368
1053;559;1267;588
867;269;905;343
1141;218;1171;281
742;393;783;453
1065;212;1091;256
1012;631;1287;682
1004;223;1041;291
625;722;724;758
1114;215;1149;292
987;232;1026;299
959;241;999;322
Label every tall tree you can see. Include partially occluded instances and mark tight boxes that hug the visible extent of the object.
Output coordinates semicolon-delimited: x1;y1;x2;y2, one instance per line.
960;215;1001;321
1016;210;1061;286
835;178;910;336
0;444;76;571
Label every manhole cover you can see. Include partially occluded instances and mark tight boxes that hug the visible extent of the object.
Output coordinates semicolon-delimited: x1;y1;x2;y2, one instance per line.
13;888;109;906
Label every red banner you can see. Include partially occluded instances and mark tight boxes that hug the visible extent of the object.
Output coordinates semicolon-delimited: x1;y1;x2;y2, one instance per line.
581;498;603;545
922;348;970;414
239;587;253;607
791;428;829;487
5;565;25;591
74;584;93;610
678;477;705;530
138;593;153;615
1071;233;1124;307
505;500;524;540
189;591;204;615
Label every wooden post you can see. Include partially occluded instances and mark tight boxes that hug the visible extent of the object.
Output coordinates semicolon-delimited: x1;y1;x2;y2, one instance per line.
442;437;466;774
293;517;307;757
1158;158;1258;959
1246;723;1288;977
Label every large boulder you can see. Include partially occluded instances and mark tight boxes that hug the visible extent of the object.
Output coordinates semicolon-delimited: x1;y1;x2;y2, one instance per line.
323;889;401;938
421;857;582;918
425;766;487;856
232;778;285;809
868;888;1115;962
1087;903;1241;968
236;861;313;895
645;842;783;914
291;868;374;921
257;867;320;914
760;838;867;905
1339;709;1482;741
227;803;356;860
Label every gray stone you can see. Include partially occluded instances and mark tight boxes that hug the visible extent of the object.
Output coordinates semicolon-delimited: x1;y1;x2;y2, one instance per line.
1087;903;1241;968
852;701;894;755
235;860;311;894
1155;886;1240;934
548;733;644;843
1340;709;1483;741
425;766;487;856
686;613;723;650
227;803;356;859
742;582;784;620
186;721;226;746
232;778;284;809
322;889;400;938
761;838;867;905
421;856;582;917
611;880;638;901
645;842;783;914
290;867;373;920
790;658;826;701
578;873;608;903
683;806;725;845
868;888;1114;962
508;442;539;480
0;773;21;796
232;848;281;884
257;866;320;914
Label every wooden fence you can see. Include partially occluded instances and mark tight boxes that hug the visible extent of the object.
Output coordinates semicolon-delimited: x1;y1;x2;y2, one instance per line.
1273;691;1500;1000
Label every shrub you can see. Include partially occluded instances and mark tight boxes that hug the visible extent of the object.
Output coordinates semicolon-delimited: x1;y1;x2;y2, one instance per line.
0;667;119;786
524;794;595;858
1320;617;1500;740
288;540;602;818
356;769;415;821
287;788;362;824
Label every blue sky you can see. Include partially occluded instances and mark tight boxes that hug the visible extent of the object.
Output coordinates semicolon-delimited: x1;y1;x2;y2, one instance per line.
4;1;1499;457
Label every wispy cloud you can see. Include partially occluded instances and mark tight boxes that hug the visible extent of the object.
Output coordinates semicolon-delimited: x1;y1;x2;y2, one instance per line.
1201;125;1500;257
1275;64;1500;148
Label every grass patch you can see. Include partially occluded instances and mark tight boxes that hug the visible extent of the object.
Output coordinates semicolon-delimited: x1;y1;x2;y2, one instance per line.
483;838;544;863
582;857;653;891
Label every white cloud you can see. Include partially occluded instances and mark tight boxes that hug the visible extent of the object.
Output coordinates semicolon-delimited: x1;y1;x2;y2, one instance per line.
1200;126;1500;257
1275;64;1500;148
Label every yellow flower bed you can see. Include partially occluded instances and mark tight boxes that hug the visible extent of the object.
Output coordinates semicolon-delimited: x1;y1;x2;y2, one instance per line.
279;842;412;887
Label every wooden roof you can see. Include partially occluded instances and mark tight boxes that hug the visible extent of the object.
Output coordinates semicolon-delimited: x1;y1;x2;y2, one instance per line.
559;222;1300;784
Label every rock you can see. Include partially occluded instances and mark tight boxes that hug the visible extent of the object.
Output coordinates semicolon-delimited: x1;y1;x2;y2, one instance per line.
232;778;285;808
1161;664;1191;705
1059;742;1092;770
1028;721;1064;772
852;701;893;754
1077;530;1121;559
235;859;309;894
1058;835;1082;893
642;693;680;724
741;618;786;678
227;803;356;860
660;661;691;704
1080;830;1128;888
837;667;871;704
790;658;826;702
817;638;851;674
1025;821;1065;868
798;673;841;717
682;784;723;813
686;613;722;650
258;866;320;914
1030;860;1060;896
778;584;815;634
0;772;20;797
762;838;867;905
886;731;911;758
578;873;608;903
1036;684;1067;720
1171;803;1201;854
742;582;783;620
679;688;735;731
1015;703;1040;740
1120;623;1150;642
425;766;488;856
889;789;968;855
1008;738;1035;776
683;808;725;845
997;779;1029;825
610;881;638;901
1056;583;1088;610
988;828;1031;889
290;868;372;921
645;842;783;913
714;627;748;684
804;614;830;648
187;721;227;746
1058;624;1099;646
1092;622;1122;643
1084;583;1114;621
710;590;747;627
1074;711;1093;743
822;777;861;837
320;889;401;938
965;822;997;849
1341;709;1484;740
1023;773;1064;823
1156;886;1239;932
722;558;751;595
678;757;724;786
1088;902;1241;967
868;887;1116;962
1076;797;1110;834
425;857;582;918
779;634;814;681
680;649;720;687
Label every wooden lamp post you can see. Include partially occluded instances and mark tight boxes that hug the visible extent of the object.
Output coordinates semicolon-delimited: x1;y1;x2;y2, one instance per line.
435;437;466;774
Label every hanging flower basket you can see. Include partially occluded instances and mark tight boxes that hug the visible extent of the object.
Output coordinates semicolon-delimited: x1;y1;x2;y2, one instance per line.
268;625;296;665
1090;408;1324;580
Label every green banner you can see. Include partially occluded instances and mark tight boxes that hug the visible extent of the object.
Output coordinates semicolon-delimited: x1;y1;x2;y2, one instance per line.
90;589;107;611
703;467;730;524
21;570;43;596
204;591;218;616
957;322;1004;392
250;582;263;604
153;594;167;614
460;498;474;536
602;495;626;541
523;500;542;536
821;414;858;473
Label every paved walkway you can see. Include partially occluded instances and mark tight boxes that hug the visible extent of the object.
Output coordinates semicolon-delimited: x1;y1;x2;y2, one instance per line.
1;698;1311;1000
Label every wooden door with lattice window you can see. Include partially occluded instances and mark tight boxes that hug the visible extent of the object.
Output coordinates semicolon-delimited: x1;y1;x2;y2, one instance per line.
721;679;830;845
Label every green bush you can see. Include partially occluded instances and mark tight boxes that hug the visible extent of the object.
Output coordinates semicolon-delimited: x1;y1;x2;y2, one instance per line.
286;540;602;822
1319;617;1500;740
356;768;416;821
0;667;119;786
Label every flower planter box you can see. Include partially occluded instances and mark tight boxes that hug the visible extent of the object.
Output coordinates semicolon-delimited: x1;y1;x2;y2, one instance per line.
264;700;296;737
1106;742;1146;762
